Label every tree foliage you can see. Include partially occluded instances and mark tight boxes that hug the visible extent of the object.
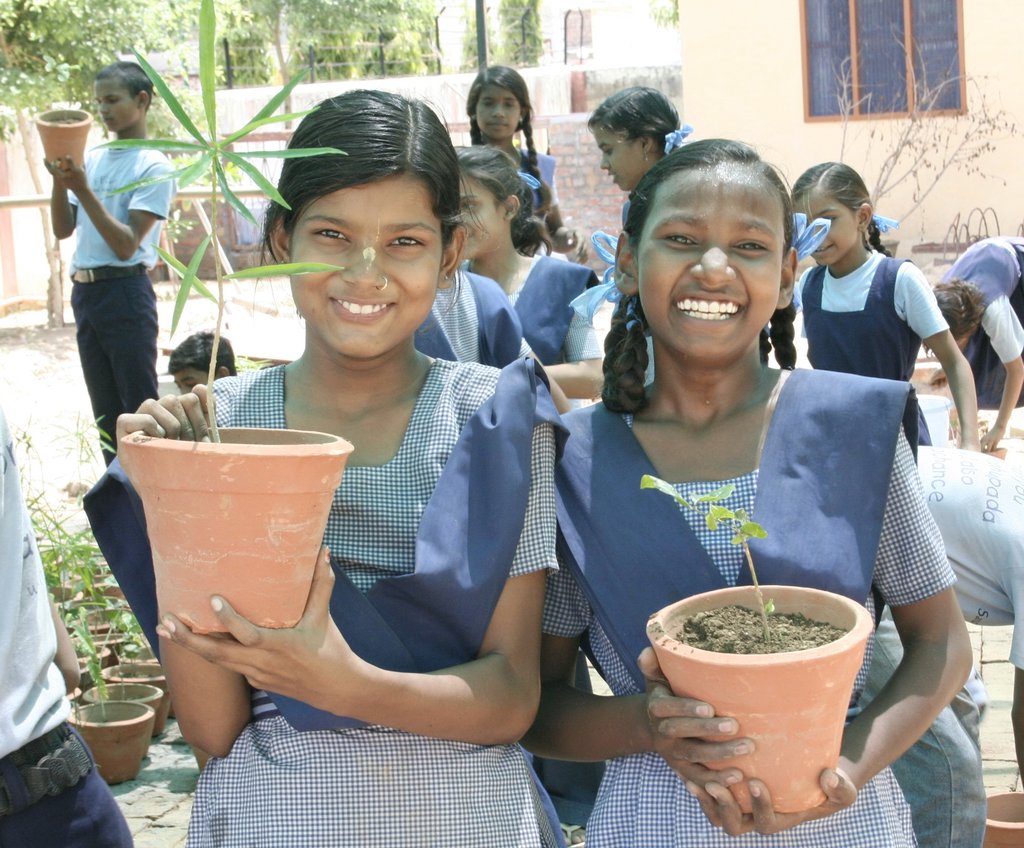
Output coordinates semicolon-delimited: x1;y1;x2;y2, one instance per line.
495;0;541;66
0;0;196;138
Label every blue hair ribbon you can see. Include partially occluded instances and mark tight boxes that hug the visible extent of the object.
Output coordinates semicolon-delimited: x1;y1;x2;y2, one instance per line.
517;170;541;190
663;124;695;155
625;295;641;332
872;213;900;234
791;213;830;260
568;231;623;322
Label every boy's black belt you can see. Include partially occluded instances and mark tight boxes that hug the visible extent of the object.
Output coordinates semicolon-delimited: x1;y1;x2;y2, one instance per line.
0;722;92;817
71;263;148;283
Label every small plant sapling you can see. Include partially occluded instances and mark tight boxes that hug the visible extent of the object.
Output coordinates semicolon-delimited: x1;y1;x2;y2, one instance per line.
640;475;774;642
103;0;345;441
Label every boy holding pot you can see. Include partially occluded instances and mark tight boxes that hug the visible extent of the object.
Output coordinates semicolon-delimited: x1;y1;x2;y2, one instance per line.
46;60;175;464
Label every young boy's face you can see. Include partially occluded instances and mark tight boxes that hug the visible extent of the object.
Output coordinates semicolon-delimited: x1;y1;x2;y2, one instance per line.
94;79;148;138
173;367;209;394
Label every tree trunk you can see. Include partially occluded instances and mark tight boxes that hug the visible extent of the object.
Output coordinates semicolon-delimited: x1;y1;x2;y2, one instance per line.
15;108;64;328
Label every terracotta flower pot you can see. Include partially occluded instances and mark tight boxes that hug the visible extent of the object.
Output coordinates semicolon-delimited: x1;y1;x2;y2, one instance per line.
35;109;93;167
70;701;155;784
118;427;354;633
985;792;1024;847
95;667;171;736
82;682;166;737
647;584;873;813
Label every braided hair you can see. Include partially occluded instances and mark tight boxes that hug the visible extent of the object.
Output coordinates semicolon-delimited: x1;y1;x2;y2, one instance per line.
791;162;891;257
603;139;797;413
466;66;553;217
456;146;551;257
933;279;986;341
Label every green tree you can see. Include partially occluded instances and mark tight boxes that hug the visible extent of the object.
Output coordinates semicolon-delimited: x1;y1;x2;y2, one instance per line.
496;0;541;66
0;0;196;326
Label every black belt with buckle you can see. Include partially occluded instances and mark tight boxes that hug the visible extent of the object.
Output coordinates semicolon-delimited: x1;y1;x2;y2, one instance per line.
71;263;148;283
0;723;92;817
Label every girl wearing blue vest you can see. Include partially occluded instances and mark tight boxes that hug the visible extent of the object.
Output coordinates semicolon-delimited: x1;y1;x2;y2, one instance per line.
467;65;580;256
934;236;1024;453
91;90;564;848
458;145;603;403
792;162;980;449
526;139;972;846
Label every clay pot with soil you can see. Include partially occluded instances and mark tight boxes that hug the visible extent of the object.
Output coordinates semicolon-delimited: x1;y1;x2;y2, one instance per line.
118;427;354;634
641;475;873;813
35;109;93;167
82;682;166;738
648;584;872;813
70;701;155;784
101;663;171;735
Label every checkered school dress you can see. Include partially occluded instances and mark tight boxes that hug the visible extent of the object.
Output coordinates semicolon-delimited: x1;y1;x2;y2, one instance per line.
432;270;532;363
544;431;952;847
186;360;560;848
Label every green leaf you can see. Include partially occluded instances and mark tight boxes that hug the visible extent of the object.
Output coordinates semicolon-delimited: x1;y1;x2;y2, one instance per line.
695;483;735;503
225;262;346;280
132;48;206;145
106;169;178;195
705;513;719;532
764;599;775;616
174;152;215;189
198;0;217;138
220;150;288;208
212;160;255;224
224;71;310;142
170;235;211;335
740;522;768;539
155;245;188;277
241;147;346;160
99;138;207;153
639;474;691;508
708;505;733;524
222;109;317;145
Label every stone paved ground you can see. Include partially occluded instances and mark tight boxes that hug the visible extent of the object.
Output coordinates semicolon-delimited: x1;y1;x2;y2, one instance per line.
2;299;1022;844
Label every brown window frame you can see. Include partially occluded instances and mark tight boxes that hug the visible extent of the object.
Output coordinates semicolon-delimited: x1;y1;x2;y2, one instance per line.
800;0;966;123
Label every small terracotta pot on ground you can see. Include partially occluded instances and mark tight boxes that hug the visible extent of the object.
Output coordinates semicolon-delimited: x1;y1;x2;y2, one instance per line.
83;682;168;737
102;661;171;735
70;701;155;784
985;792;1024;847
647;584;873;814
118;427;354;633
35;109;92;167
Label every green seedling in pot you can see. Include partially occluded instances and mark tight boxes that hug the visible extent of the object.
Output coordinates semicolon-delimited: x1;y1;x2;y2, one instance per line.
640;475;774;642
103;0;345;442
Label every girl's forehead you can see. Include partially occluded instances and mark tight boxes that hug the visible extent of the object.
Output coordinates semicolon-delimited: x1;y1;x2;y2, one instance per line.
650;165;785;218
479;84;519;102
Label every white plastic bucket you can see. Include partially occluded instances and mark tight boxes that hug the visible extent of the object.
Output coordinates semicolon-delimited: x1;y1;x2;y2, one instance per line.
919;395;953;446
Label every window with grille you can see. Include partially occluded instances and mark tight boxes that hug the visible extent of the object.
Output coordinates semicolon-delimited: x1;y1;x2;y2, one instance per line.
802;0;964;119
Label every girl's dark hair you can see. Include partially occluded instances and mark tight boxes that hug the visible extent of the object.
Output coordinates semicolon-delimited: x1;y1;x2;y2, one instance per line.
588;86;680;150
791;162;891;257
466;66;552;216
262;90;461;259
456;146;550;257
933;279;986;340
95;61;154;101
604;139;797;413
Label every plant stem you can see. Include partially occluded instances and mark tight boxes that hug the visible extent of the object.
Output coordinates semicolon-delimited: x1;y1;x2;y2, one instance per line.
206;176;222;443
743;542;771;643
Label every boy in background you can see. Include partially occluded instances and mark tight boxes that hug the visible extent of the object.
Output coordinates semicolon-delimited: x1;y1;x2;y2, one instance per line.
46;60;175;463
168;330;237;393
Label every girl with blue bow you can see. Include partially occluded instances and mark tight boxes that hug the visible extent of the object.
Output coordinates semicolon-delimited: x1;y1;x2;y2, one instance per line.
792;161;980;450
527;138;972;847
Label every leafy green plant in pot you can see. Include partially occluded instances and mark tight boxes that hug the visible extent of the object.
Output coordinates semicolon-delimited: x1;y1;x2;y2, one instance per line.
107;0;355;634
67;609;157;783
640;474;873;814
